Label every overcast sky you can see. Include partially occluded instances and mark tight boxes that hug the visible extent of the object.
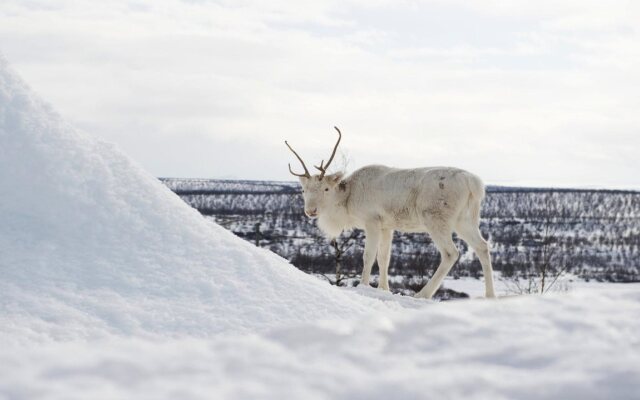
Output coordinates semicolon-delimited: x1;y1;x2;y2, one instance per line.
1;0;639;187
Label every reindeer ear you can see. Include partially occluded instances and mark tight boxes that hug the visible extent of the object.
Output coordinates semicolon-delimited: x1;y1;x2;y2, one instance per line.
326;172;344;185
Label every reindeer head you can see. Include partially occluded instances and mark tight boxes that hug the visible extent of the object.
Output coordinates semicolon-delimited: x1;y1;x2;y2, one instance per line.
285;127;344;219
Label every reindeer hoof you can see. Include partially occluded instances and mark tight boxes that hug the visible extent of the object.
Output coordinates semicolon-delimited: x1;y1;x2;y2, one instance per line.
414;291;432;299
358;281;370;288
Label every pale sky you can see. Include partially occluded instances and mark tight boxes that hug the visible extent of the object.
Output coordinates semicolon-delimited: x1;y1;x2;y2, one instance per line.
1;0;639;187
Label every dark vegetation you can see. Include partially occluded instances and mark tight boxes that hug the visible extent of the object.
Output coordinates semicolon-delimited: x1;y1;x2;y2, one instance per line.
162;178;640;285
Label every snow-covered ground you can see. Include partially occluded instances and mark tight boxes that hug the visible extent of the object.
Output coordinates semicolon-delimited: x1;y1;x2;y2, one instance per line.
441;274;615;298
1;55;639;399
3;286;640;400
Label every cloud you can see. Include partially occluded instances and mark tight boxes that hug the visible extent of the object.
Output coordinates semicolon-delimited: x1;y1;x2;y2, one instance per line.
0;0;638;187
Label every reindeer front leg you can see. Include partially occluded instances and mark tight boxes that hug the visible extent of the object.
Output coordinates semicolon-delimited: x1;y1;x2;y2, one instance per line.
376;229;393;291
360;228;380;287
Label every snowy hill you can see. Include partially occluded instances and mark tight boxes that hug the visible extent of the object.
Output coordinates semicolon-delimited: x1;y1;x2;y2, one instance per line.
0;56;380;342
1;56;639;399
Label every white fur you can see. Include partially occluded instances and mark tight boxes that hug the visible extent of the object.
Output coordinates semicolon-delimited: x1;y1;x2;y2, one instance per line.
299;165;496;299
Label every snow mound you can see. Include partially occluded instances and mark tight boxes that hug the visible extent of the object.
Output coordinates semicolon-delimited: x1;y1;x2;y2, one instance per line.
0;56;379;342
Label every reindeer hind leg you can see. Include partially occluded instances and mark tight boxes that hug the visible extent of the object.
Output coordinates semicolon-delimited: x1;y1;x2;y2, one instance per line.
415;230;458;299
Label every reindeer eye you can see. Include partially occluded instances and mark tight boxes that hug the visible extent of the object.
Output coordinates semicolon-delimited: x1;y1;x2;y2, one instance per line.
324;188;329;191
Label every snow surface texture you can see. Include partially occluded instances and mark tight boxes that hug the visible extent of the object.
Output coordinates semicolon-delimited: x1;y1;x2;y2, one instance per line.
2;288;639;400
1;55;639;399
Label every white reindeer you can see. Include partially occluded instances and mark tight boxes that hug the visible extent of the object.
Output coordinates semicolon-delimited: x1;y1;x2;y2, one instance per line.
286;127;496;299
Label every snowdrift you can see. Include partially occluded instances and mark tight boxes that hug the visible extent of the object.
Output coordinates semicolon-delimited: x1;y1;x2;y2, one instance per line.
0;56;377;342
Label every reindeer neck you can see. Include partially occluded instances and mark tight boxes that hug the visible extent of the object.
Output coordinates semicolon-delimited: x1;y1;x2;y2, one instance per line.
316;179;352;238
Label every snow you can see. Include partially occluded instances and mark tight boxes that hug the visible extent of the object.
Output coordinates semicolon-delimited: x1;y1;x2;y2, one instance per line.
2;287;639;399
1;55;639;399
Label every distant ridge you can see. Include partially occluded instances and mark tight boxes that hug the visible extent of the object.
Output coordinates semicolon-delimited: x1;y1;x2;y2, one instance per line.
160;178;640;196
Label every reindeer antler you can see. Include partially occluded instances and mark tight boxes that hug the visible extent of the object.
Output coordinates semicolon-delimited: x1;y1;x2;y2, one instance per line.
314;126;342;180
285;140;311;178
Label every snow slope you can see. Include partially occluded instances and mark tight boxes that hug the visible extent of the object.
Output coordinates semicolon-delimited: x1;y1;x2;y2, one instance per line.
0;55;383;342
